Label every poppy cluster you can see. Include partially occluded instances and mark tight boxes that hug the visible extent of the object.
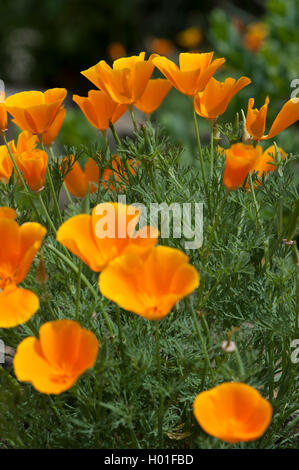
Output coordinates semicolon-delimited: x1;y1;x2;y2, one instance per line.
2;48;296;446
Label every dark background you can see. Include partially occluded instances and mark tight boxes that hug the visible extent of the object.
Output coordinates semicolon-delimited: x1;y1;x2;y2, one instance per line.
0;0;267;93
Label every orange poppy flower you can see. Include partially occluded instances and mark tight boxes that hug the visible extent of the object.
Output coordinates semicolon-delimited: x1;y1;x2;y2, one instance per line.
5;88;67;135
194;76;251;120
176;27;203;50
0;141;15;183
42;106;66;146
152;52;225;96
56;202;159;272
101;155;138;190
64;156;99;198
135;79;172;115
107;42;127;61
73;90;127;131
223;143;262;190
0;88;7;133
243;23;268;53
148;38;175;57
81;52;155;105
13;319;99;394
193;382;272;443
99;245;199;320
0;208;46;327
246;97;299;141
0;131;40;184
250;145;287;180
15;149;48;192
13;130;39;153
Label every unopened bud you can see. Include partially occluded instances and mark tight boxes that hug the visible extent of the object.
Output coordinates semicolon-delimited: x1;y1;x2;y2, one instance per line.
241;109;251;144
36;252;48;284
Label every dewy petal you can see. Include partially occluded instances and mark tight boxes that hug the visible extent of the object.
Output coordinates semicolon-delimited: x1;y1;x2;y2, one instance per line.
266;98;299;139
0;285;39;327
16;222;47;284
246;97;269;140
56;214;106;271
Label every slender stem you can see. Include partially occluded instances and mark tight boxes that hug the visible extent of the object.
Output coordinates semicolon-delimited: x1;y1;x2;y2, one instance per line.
46;244;95;298
192;106;211;218
189;299;213;377
63;182;73;204
268;333;274;405
209;120;214;179
129;105;138;132
2;134;40;220
40;136;63;226
46;244;114;336
155;320;164;447
248;172;262;232
41;281;58;321
75;259;82;321
116;305;125;364
49;146;73;205
109;122;121;146
37;191;57;234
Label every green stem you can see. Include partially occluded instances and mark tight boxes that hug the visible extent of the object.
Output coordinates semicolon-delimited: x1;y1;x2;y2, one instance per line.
129;105;138;132
109;122;121;146
116;304;125;365
49;145;73;205
42;283;58;320
46;244;114;336
37;191;57;234
192;106;211;218
189;299;213;377
209;120;214;179
75;259;82;321
248;172;262;232
40;136;63;226
155;320;164;447
63;182;73;204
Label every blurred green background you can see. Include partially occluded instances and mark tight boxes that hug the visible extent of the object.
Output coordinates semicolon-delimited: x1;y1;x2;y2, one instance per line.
0;0;298;153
